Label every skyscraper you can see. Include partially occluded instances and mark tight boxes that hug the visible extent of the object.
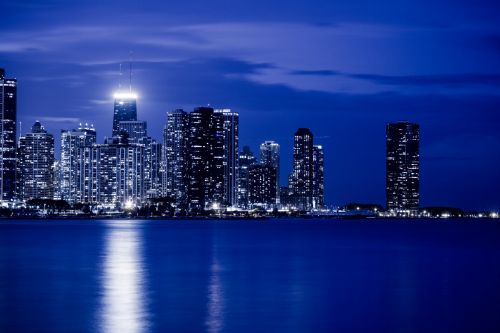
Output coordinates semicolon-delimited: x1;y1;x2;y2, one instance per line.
112;92;137;136
18;121;55;200
0;68;17;201
164;109;189;211
214;109;239;207
60;125;96;203
386;121;420;212
237;146;256;208
187;107;216;214
248;164;277;209
312;145;325;209
289;128;314;211
260;140;280;206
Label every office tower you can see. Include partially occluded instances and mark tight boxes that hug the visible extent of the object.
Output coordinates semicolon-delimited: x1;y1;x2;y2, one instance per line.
117;120;147;143
187;107;215;214
248;164;277;209
289;128;314;211
237;146;256;208
164;109;189;211
143;137;162;199
312;145;324;209
60;125;96;203
112;92;137;136
18;121;55;200
0;68;17;201
214;109;239;207
91;137;144;206
53;160;62;200
260;140;280;206
386;121;420;212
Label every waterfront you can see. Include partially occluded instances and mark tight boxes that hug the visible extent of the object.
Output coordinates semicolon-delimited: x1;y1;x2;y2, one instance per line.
0;219;499;332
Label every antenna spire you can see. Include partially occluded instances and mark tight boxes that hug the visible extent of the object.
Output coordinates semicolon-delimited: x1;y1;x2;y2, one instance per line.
129;51;133;92
119;63;122;90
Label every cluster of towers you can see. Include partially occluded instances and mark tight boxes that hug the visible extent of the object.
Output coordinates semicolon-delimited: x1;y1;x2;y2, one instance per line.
0;67;421;214
0;68;326;214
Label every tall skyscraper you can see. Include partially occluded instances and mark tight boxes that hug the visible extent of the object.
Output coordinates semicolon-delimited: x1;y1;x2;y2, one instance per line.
312;145;324;209
214;109;239;207
164;109;189;211
187;107;216;214
289;128;314;211
0;68;17;201
248;164;277;209
386;121;420;212
237;146;256;208
18;121;55;200
112;92;137;136
60;125;96;203
260;140;280;206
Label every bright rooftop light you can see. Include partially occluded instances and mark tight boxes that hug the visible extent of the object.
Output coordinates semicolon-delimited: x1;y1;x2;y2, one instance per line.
113;92;138;99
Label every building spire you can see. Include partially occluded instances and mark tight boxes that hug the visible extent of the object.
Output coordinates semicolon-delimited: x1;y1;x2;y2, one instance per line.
129;51;133;92
119;63;122;90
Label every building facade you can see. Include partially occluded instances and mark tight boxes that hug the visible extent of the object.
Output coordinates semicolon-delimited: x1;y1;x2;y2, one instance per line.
289;128;314;211
0;69;17;201
248;164;277;209
260;140;280;206
163;109;189;211
214;109;239;207
312;145;325;209
60;125;96;203
112;92;137;136
386;121;420;212
18;121;55;200
237;146;256;209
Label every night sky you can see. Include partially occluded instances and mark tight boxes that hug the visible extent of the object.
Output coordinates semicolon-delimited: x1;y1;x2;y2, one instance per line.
1;0;499;210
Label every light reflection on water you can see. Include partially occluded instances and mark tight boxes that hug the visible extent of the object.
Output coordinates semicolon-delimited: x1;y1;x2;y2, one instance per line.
206;258;224;333
99;222;148;333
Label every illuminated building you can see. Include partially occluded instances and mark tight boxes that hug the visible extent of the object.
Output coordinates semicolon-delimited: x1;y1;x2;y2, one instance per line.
163;109;189;211
248;164;277;209
117;121;146;143
18;121;55;200
0;68;17;201
386;121;420;212
112;92;137;136
259;140;280;206
60;125;96;203
214;109;239;207
187;107;215;214
237;146;256;209
312;145;324;209
289;128;314;211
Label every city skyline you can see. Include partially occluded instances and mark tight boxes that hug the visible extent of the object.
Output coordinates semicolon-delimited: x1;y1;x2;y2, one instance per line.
1;0;500;210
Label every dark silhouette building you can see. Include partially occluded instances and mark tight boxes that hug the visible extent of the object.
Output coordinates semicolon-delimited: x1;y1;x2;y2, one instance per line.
312;144;324;209
289;128;314;210
260;140;280;206
187;107;217;214
386;121;420;212
0;68;17;201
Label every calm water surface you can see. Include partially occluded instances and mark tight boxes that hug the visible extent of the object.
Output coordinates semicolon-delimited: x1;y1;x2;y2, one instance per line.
0;218;499;332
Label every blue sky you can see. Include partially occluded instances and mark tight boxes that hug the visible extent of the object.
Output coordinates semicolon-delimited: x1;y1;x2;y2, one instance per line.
1;0;500;209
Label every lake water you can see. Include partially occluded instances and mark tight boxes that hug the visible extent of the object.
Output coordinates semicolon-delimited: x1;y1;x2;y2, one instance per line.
0;218;499;332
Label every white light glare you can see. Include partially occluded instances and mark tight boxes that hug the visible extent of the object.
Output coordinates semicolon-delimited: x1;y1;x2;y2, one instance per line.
114;92;138;99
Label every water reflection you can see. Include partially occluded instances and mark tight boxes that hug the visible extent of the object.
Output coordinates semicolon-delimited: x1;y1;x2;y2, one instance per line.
100;222;148;333
206;253;224;332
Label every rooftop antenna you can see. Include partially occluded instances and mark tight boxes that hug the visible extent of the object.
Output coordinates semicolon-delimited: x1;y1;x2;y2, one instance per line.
129;51;133;92
119;63;123;90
